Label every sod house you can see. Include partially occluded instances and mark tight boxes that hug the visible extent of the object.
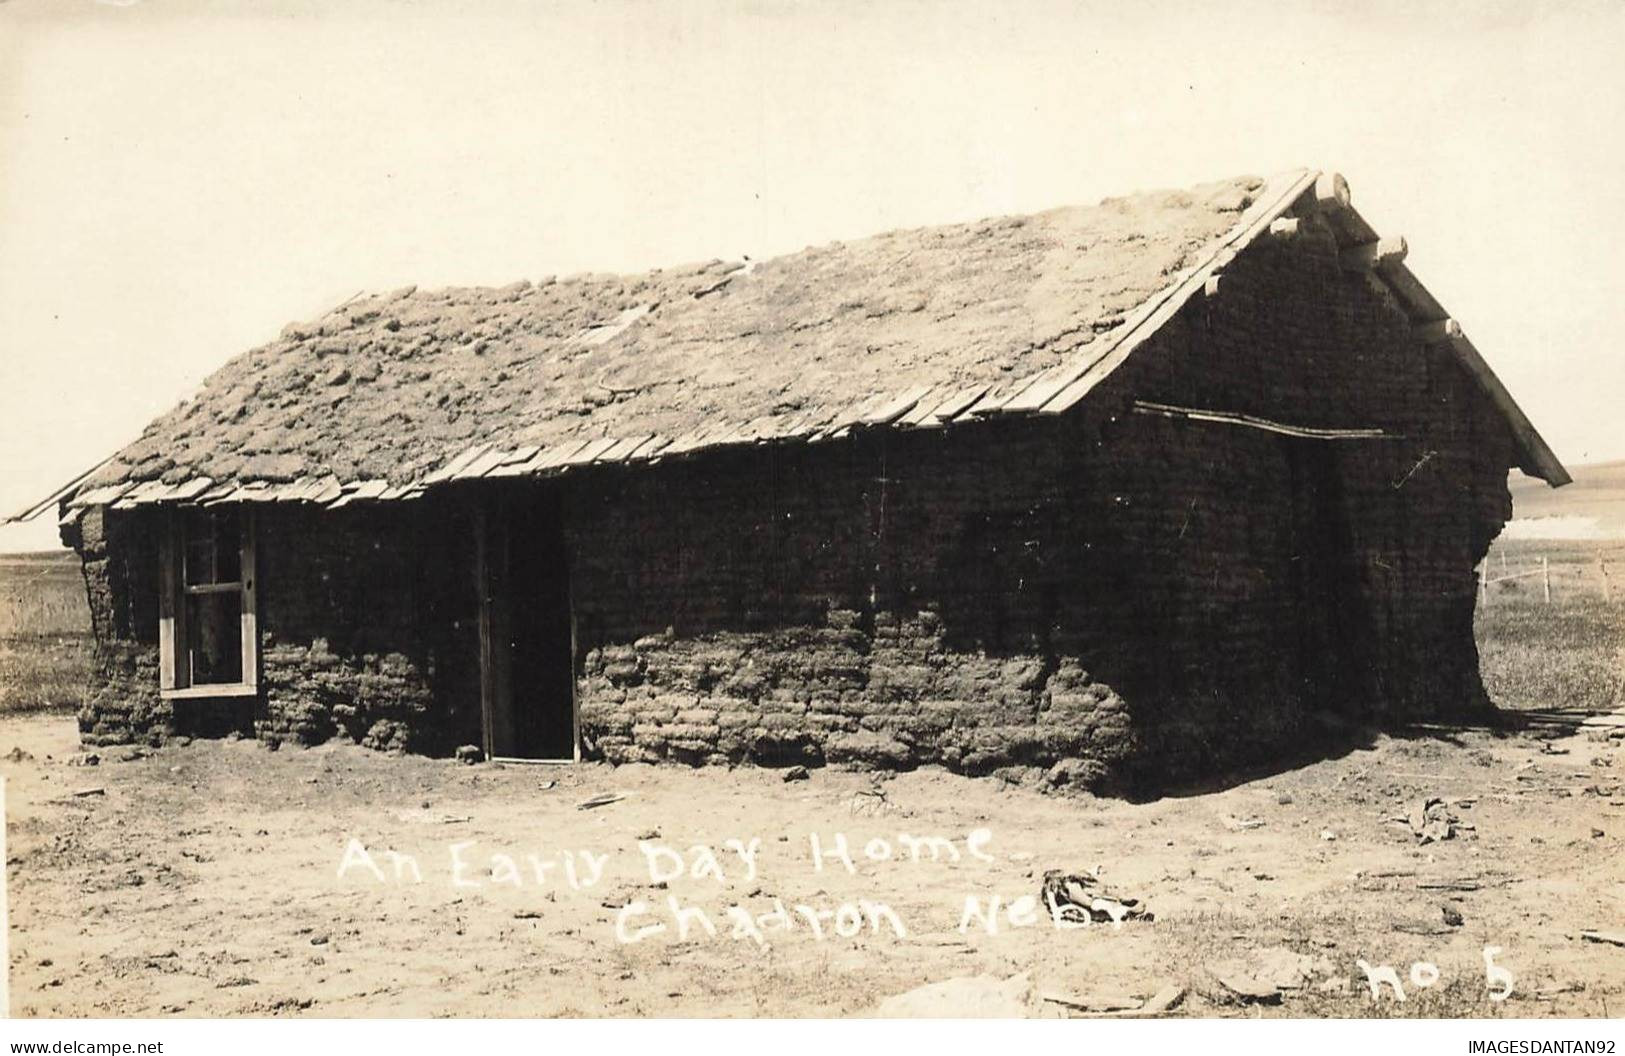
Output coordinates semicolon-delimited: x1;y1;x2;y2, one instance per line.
11;169;1569;788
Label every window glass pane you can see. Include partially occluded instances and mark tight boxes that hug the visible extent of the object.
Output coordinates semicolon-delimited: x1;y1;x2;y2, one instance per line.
186;591;243;684
183;535;215;587
182;507;241;586
213;509;242;583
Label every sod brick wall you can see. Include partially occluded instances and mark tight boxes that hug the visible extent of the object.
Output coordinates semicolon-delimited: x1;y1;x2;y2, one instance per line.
70;218;1517;787
69;504;484;752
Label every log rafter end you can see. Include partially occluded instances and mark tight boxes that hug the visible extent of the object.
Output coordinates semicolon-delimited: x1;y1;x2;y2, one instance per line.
1267;217;1301;240
1314;171;1351;212
1340;234;1408;271
1414;317;1464;345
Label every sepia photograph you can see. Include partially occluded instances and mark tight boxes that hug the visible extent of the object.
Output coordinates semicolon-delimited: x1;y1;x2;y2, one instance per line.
0;0;1621;1049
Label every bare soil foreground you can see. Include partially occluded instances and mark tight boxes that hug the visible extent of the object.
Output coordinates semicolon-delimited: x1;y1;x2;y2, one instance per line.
5;707;1624;1019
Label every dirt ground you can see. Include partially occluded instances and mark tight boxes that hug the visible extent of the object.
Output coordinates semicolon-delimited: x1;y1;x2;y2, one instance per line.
4;708;1624;1019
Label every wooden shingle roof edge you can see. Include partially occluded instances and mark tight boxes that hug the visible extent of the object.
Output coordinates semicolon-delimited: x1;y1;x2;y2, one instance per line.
7;168;1569;526
1293;173;1569;487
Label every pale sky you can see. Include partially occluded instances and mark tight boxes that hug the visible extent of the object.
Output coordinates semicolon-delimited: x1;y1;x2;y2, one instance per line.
2;0;1622;552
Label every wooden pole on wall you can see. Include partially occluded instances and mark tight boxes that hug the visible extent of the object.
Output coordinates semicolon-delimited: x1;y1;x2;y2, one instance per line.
475;502;495;759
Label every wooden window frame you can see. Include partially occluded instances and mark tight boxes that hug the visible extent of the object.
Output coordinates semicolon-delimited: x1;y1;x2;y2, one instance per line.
159;505;259;699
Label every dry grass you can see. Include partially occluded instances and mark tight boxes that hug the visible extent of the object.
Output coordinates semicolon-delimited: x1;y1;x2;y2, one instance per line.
1475;539;1625;713
0;551;89;638
0;634;94;714
0;551;93;714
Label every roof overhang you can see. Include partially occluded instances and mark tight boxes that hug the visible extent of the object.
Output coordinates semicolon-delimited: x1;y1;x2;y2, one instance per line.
5;167;1569;525
1034;168;1569;487
1293;172;1569;486
4;457;113;526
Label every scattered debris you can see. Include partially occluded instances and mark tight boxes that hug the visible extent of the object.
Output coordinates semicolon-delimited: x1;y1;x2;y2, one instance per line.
849;786;893;816
782;765;809;782
872;972;1035;1018
1320;829;1338;841
1039;989;1141;1013
1040;869;1151;925
1394;919;1456;936
635;829;660;840
575;792;627;811
70;787;106;798
1200;965;1282;1005
454;745;483;765
1219;813;1264;831
1202;947;1332;1002
1417;875;1489;892
1139;984;1186;1015
1441;904;1464;927
513;909;545;920
1036;985;1191;1018
3;746;35;764
1579;930;1625;947
68;752;99;767
1252;947;1334;991
391;808;470;824
262;996;316;1013
1407;797;1459;844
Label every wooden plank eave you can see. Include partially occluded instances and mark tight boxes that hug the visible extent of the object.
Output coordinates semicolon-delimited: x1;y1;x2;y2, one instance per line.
1446;333;1571;487
4;456;116;523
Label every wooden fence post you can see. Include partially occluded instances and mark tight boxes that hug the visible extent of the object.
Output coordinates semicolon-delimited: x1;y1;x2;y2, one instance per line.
1479;561;1489;606
1543;555;1551;604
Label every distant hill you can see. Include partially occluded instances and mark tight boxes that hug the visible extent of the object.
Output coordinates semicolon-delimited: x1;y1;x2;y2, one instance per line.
1507;460;1625;539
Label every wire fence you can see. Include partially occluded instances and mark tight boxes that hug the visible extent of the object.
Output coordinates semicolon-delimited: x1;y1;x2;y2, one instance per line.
1476;547;1616;605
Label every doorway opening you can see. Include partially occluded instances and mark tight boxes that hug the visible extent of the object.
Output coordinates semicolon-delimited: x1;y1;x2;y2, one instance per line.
1284;438;1373;715
477;487;578;761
